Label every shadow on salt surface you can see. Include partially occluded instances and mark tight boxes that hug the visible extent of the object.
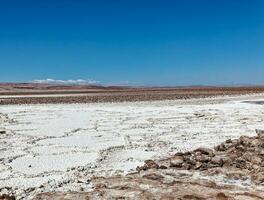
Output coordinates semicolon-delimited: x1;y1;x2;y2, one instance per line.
9;152;97;175
243;100;264;105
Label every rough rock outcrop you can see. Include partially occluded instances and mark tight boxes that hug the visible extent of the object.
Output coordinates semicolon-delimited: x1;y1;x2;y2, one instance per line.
0;194;15;200
33;130;264;199
151;129;264;185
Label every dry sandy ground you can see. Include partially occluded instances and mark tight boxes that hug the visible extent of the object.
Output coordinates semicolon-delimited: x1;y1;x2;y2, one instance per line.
1;94;264;199
1;84;264;104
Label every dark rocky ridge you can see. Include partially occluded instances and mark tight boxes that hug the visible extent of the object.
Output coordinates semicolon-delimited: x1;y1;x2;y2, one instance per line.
1;85;264;105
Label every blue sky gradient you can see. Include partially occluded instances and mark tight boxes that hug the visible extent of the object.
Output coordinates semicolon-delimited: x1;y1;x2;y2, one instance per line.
0;0;264;86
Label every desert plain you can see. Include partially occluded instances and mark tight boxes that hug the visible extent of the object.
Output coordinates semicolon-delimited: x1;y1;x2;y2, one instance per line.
1;84;264;199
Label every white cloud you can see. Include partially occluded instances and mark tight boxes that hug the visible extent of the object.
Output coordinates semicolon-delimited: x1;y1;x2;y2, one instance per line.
32;78;100;85
105;80;130;86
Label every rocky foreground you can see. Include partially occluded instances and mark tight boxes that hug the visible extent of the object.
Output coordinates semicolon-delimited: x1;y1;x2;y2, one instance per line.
2;130;264;199
30;130;264;199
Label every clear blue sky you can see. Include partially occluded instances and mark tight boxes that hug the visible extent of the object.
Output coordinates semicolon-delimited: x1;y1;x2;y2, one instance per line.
0;0;264;86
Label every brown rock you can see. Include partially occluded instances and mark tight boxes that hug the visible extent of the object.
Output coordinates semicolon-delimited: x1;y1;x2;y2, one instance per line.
142;173;164;180
170;156;184;167
158;165;168;169
234;158;247;169
194;162;202;169
216;192;229;200
211;156;223;167
226;146;237;153
256;129;264;139
251;139;261;147
239;136;252;146
226;139;232;143
215;143;226;151
195;154;211;163
0;194;15;200
243;152;262;165
138;160;159;170
194;147;214;156
254;172;264;183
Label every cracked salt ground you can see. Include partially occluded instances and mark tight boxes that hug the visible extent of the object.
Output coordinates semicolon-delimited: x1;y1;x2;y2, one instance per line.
1;96;264;198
